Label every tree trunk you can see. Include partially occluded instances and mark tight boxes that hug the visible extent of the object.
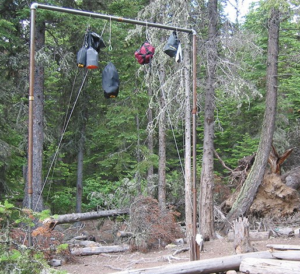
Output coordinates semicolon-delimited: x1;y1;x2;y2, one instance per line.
221;8;280;234
24;21;45;212
71;245;130;255
135;114;142;195
158;66;166;210
49;208;129;224
147;87;154;196
184;33;193;246
199;0;218;241
76;131;85;213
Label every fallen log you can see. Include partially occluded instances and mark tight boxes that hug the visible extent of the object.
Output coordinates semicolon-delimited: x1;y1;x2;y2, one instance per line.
71;240;100;247
71;244;130;255
240;257;300;274
267;244;300;261
271;250;300;261
227;231;270;242
111;251;273;274
267;244;300;250
48;208;129;225
117;231;134;238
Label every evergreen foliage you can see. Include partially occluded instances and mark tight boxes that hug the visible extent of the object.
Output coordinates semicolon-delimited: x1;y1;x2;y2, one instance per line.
0;0;300;216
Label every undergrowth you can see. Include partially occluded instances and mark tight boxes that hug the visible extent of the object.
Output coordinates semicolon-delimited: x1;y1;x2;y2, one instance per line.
129;196;183;252
0;200;67;274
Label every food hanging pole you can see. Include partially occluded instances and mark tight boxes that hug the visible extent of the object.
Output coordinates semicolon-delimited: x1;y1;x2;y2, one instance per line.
28;3;199;260
31;3;193;33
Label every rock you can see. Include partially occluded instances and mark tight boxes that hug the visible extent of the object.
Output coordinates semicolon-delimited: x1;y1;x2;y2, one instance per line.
49;259;62;267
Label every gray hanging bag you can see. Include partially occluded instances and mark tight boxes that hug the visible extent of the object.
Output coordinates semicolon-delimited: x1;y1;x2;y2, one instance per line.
163;31;180;58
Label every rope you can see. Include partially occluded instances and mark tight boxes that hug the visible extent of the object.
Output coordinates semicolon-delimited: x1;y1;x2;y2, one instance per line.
34;69;89;211
157;70;185;180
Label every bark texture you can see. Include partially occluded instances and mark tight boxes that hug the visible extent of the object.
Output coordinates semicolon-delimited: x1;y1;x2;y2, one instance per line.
113;251;273;274
184;30;192;245
199;0;218;241
222;8;280;234
158;66;166;210
24;22;45;212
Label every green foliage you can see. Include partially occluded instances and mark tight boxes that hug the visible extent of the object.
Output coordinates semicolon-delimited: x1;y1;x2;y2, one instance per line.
51;188;76;214
56;243;69;254
0;201;65;274
83;177;141;210
2;0;300;216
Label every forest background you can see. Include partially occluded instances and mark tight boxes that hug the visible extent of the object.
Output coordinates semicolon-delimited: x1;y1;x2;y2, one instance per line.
1;0;300;234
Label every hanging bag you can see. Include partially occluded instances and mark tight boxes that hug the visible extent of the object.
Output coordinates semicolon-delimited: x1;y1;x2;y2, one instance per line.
77;33;88;68
134;41;155;65
102;62;120;98
90;32;106;52
77;31;105;68
163;31;180;58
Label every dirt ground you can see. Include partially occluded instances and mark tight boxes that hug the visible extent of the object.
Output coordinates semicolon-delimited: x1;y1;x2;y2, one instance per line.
56;233;300;274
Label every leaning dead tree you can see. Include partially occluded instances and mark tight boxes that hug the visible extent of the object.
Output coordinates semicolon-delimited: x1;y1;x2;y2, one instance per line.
220;8;281;235
216;143;295;216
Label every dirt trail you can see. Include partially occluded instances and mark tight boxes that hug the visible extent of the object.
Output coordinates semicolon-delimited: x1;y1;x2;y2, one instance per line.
57;236;300;274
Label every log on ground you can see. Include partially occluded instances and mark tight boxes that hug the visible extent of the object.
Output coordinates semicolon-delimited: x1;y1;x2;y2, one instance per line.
227;230;270;242
240;258;300;274
270;250;300;261
71;244;130;255
52;208;129;224
267;244;300;261
267;244;300;251
111;251;273;274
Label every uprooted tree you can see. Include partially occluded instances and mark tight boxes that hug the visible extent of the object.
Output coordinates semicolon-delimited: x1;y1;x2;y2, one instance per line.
220;144;299;219
220;8;281;235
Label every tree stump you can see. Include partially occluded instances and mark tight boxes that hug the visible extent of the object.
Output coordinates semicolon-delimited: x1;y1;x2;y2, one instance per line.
233;217;256;254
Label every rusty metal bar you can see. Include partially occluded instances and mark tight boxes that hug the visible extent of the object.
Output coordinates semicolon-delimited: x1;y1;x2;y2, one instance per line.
192;32;199;260
27;5;37;246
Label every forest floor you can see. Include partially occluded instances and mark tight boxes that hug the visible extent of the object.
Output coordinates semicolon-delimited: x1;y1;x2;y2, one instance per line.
56;230;300;274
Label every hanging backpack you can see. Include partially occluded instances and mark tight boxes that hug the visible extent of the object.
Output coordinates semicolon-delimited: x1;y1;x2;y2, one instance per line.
102;62;120;98
134;41;155;65
163;31;180;58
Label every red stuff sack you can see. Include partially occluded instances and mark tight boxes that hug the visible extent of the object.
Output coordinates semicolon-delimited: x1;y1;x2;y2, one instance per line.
134;41;155;65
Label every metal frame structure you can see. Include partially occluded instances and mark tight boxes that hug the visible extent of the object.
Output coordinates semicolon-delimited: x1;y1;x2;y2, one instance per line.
28;3;199;260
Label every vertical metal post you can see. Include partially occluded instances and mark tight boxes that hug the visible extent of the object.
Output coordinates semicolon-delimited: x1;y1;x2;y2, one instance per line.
191;31;200;260
27;4;37;246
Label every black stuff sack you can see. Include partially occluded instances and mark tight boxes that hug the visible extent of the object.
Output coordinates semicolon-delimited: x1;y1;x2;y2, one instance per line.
90;32;106;52
163;31;180;58
102;62;120;98
134;41;155;65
